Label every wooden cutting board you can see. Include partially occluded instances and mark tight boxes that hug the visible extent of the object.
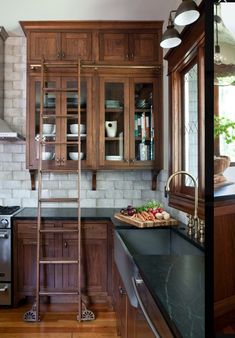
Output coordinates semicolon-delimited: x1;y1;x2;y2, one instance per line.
114;213;178;228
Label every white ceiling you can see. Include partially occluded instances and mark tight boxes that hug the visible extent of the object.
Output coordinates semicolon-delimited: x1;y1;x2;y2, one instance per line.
221;3;235;41
0;0;183;36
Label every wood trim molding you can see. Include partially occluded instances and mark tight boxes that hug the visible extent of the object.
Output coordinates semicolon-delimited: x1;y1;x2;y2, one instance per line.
214;295;235;318
0;26;8;41
20;21;163;35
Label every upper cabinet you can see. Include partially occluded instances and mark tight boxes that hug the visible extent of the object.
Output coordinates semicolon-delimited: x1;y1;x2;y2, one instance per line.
99;31;160;63
27;31;92;62
20;21;162;65
20;21;163;174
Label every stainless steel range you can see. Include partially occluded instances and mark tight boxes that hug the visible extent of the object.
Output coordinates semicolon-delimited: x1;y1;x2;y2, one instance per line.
0;206;21;305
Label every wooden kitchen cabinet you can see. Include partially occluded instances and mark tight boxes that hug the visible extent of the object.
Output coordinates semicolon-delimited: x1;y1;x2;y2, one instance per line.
27;74;94;170
21;21;163;173
27;31;92;62
99;31;160;63
13;220;113;305
113;263;174;338
98;73;162;169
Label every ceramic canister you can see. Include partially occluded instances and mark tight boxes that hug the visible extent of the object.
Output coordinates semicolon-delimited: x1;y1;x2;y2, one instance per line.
105;121;117;137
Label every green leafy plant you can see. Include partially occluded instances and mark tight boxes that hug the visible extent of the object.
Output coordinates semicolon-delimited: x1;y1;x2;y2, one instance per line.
214;116;235;144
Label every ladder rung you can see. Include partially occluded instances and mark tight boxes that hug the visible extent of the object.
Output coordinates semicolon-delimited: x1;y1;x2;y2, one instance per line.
40;258;79;264
39;290;79;296
40;228;79;233
39;198;79;203
40;169;79;173
40;141;78;145
42;114;79;119
44;62;79;67
43;88;78;92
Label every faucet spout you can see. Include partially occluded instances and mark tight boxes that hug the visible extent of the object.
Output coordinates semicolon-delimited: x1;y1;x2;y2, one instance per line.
165;170;198;231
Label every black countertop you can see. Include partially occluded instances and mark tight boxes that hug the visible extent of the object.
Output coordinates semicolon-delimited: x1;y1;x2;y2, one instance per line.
214;167;235;201
134;255;204;338
13;207;119;220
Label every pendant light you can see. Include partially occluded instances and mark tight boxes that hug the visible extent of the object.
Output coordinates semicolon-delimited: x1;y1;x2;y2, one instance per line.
174;0;200;26
160;12;182;49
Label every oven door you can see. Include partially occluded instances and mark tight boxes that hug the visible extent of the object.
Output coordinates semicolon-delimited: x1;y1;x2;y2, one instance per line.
0;229;11;281
0;283;11;305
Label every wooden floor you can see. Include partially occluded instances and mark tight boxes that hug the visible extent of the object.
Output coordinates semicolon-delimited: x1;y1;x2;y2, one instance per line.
0;303;119;338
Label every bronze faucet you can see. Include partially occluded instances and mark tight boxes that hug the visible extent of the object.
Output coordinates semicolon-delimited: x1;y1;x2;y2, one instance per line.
165;170;199;238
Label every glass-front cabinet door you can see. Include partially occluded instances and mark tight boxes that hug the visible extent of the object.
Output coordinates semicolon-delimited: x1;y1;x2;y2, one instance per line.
28;75;92;170
61;76;93;169
99;77;129;167
130;78;158;167
99;75;159;168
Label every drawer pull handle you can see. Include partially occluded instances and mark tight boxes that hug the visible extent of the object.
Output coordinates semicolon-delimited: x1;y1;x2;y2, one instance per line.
132;277;161;338
28;241;37;245
0;286;8;292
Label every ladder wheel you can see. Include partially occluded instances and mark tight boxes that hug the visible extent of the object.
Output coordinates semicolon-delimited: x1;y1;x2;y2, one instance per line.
81;309;95;321
23;310;37;322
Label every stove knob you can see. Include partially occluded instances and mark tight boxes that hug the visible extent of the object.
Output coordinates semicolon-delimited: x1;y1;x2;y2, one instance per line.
0;219;9;228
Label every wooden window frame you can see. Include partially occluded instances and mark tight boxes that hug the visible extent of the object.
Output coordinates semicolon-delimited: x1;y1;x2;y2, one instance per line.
165;10;205;219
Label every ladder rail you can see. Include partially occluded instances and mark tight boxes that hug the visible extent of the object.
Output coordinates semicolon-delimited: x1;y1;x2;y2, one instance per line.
24;58;95;324
36;58;45;321
77;58;82;322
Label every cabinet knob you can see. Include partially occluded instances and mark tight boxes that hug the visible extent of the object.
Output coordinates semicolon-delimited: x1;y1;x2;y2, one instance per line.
118;286;126;296
61;157;65;164
56;157;60;164
64;241;68;248
125;54;129;60
57;52;61;59
124;158;129;163
130;158;135;163
61;51;65;59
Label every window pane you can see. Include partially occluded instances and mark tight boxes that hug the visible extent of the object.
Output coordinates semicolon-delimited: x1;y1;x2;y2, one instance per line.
183;63;198;186
219;86;235;162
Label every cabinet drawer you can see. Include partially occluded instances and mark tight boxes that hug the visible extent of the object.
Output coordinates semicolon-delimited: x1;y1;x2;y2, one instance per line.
17;222;55;238
61;222;107;239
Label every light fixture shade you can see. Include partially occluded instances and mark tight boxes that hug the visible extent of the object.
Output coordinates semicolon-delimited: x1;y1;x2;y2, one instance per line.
160;25;182;48
174;0;200;26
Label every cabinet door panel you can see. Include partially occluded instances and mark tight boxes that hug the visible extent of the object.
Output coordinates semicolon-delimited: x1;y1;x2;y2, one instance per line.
61;32;92;61
99;77;129;168
99;33;129;62
29;32;60;61
131;33;160;63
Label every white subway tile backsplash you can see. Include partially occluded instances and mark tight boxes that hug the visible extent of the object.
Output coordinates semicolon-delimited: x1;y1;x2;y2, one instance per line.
97;199;114;207
114;181;133;190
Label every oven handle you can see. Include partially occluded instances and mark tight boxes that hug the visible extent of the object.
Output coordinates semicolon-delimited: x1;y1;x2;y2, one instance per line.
132;277;161;338
0;285;8;292
0;233;8;239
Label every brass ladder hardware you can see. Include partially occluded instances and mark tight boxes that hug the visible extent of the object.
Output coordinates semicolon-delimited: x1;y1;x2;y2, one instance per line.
23;58;95;323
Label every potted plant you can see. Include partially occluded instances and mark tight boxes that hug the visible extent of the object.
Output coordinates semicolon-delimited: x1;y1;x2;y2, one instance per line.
214;115;235;184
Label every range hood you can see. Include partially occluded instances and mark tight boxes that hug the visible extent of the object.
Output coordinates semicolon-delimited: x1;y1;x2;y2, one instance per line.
0;119;25;141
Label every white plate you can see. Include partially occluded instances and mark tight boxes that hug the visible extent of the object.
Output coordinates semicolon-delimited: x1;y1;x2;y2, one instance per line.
67;134;86;138
105;155;123;161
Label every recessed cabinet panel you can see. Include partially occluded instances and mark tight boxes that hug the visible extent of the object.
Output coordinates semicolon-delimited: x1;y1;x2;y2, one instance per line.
99;33;129;62
61;32;92;61
29;32;60;61
131;33;159;63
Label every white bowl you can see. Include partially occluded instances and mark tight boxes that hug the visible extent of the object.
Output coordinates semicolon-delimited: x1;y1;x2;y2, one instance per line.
69;152;84;160
105;155;123;161
42;124;55;134
70;124;86;134
42;152;53;160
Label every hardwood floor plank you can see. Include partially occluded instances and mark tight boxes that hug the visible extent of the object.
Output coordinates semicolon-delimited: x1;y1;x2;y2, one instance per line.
0;304;118;337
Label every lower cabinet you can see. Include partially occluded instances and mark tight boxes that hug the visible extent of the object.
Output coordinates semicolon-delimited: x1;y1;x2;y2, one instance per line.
113;263;174;338
13;219;113;306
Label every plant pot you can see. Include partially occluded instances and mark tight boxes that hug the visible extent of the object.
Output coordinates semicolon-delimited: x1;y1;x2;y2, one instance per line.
214;155;230;185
